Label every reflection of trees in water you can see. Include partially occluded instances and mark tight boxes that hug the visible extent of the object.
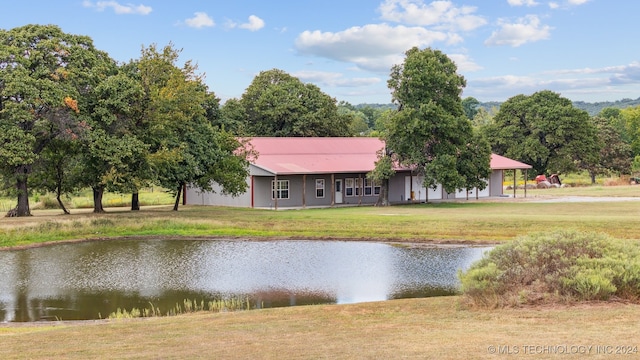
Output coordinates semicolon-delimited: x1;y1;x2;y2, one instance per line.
249;289;336;308
0;240;489;322
389;286;457;301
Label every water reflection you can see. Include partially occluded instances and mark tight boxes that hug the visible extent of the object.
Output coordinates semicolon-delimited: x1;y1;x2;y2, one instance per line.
0;239;491;322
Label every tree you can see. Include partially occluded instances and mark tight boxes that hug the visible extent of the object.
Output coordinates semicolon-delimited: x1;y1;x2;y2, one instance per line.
241;69;353;137
619;106;640;157
0;24;111;216
30;136;84;214
368;149;395;206
384;47;488;195
217;98;248;135
581;116;632;183
137;44;250;210
462;97;480;121
471;107;495;128
73;67;147;213
457;132;492;198
484;90;600;177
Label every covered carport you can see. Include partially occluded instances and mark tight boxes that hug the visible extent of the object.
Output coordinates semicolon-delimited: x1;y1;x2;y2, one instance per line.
490;154;533;198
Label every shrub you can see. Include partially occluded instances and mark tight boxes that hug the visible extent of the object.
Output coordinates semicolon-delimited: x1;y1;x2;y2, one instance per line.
458;230;640;307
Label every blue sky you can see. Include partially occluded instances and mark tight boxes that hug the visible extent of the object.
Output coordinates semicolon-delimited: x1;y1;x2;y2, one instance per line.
2;0;639;105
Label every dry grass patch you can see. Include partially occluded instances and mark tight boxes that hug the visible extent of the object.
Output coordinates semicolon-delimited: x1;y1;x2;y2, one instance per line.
1;297;639;359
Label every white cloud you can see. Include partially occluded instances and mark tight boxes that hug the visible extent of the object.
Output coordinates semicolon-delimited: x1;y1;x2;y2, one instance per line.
448;54;483;72
295;23;461;72
508;0;539;6
82;1;151;15
185;12;215;29
485;15;552;47
239;15;265;31
293;70;381;87
378;0;486;31
548;0;589;9
546;62;640;84
467;62;640;102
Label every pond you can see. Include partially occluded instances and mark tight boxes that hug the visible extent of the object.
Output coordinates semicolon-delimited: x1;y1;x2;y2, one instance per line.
0;239;492;322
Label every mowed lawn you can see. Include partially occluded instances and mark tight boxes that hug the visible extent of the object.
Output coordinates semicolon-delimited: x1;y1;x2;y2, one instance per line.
1;297;639;359
1;185;640;359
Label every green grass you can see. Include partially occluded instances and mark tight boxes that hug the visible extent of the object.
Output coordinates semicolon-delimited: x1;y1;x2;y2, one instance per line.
1;184;640;359
0;187;175;213
1;185;640;249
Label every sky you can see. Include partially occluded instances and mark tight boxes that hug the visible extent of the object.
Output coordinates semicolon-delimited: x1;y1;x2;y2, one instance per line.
2;0;640;105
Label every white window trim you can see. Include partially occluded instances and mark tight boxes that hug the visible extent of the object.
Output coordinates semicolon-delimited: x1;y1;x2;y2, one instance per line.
271;179;290;200
345;178;354;197
315;178;325;198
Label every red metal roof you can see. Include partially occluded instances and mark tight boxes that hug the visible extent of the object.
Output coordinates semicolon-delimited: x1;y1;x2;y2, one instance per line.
248;137;384;175
246;137;531;174
490;153;532;170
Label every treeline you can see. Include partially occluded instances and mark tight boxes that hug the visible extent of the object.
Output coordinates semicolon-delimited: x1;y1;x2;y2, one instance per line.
3;24;640;217
1;25;251;216
476;98;640;116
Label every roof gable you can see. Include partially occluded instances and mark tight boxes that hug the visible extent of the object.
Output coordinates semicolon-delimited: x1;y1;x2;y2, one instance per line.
490;154;532;170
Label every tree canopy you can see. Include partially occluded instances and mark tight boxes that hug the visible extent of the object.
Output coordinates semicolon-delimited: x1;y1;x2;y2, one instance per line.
240;69;353;137
382;47;490;195
136;44;250;211
483;90;600;177
0;24;113;216
0;25;251;216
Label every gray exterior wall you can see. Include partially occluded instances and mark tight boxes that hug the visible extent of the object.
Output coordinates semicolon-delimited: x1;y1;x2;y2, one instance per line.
185;178;252;207
253;173;379;208
489;170;504;196
186;168;511;209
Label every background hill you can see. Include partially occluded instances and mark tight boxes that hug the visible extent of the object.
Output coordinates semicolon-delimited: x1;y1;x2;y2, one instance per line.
356;97;640;116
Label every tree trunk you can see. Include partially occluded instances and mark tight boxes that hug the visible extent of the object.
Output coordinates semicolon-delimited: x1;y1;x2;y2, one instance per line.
589;171;597;185
131;192;140;211
92;186;105;213
56;192;70;215
375;179;390;206
7;175;31;216
172;184;182;211
55;174;70;215
14;174;31;217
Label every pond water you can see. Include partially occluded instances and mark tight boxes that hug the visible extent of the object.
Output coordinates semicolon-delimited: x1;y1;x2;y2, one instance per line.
0;239;492;322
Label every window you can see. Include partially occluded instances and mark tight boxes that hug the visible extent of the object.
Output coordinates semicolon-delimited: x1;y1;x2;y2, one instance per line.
364;178;373;196
272;180;289;199
345;178;354;197
355;178;363;196
315;179;325;198
373;180;381;196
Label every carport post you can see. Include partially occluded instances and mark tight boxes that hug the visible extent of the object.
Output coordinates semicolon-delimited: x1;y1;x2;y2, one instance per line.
513;169;516;198
524;169;528;198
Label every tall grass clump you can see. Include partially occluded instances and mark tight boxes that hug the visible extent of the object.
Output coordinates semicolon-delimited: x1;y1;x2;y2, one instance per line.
107;298;253;319
458;230;640;307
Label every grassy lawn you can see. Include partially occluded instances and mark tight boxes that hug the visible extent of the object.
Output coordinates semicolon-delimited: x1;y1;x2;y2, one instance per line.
1;184;640;359
1;297;638;359
1;185;639;248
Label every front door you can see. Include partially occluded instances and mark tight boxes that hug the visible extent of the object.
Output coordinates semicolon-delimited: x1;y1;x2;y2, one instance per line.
335;179;343;204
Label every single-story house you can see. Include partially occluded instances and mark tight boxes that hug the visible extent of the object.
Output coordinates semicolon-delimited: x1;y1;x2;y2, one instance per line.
185;137;532;209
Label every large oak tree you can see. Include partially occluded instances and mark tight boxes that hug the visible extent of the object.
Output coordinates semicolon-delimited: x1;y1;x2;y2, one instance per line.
137;44;250;211
483;90;599;177
0;24;112;216
381;47;490;198
240;69;353;137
